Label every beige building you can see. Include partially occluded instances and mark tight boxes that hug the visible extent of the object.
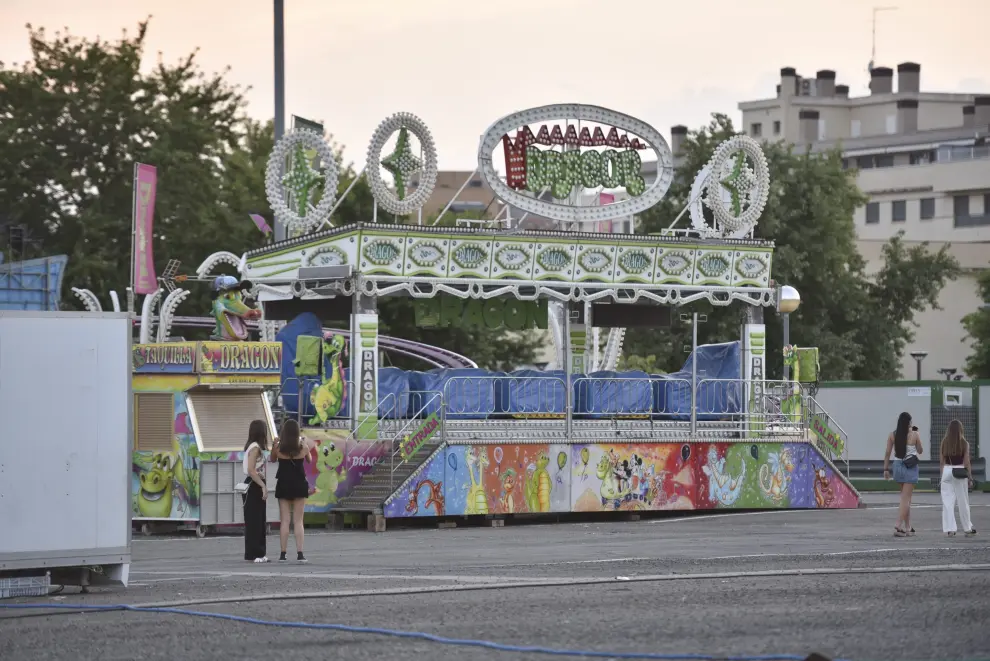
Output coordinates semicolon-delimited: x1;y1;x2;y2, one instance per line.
738;63;990;380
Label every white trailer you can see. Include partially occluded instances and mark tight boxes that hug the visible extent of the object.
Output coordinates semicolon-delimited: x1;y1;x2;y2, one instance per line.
0;311;132;590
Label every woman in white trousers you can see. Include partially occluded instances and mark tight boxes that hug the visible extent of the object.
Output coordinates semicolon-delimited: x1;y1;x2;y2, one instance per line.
939;419;976;537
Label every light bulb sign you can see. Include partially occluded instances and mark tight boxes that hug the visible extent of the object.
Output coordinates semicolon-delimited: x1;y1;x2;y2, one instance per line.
478;104;674;224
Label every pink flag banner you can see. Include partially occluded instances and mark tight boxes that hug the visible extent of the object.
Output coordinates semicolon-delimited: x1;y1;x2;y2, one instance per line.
597;192;615;233
249;213;273;235
132;164;158;295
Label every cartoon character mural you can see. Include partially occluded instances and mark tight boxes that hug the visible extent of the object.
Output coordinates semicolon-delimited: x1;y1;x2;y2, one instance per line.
759;447;795;504
311;440;345;507
309;333;347;426
524;452;552;513
210;275;261;341
701;445;746;507
136;453;176;518
813;464;835;508
132;391;201;520
464;446;491;515
571;444;694;512
383;443;446;518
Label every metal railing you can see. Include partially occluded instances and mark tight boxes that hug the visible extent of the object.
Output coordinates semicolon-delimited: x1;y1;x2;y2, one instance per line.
389;391;445;491
805;396;851;477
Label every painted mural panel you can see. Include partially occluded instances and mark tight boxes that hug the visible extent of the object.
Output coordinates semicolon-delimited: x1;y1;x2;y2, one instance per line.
132;394;201;520
384;449;446;518
570;443;696;512
441;444;572;516
297;428;350;512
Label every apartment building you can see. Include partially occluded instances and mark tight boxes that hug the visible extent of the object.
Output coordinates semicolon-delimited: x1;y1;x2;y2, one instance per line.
737;63;990;380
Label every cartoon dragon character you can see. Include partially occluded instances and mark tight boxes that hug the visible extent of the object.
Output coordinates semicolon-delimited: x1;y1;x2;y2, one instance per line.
524;453;552;513
499;469;518;514
702;446;746;506
311;441;345;507
813;464;835;508
137;454;176;518
210;275;261;341
759;448;795;504
405;479;444;516
597;450;631;509
781;345;803;422
309;334;347;426
171;435;200;506
464;447;490;515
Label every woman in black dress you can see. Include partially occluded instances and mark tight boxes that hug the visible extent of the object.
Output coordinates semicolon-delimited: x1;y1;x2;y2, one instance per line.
271;419;313;562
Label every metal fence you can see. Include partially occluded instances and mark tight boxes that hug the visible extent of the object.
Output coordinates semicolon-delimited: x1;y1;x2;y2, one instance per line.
929;406;978;461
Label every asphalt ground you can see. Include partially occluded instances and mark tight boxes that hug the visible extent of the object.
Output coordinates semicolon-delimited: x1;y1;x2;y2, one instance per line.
2;493;989;661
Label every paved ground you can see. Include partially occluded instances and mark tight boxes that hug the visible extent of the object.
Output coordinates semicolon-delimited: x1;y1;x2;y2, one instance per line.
3;493;989;661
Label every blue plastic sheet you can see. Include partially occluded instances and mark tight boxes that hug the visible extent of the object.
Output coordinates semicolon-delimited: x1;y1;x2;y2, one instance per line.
498;369;567;416
573;370;652;417
662;341;742;420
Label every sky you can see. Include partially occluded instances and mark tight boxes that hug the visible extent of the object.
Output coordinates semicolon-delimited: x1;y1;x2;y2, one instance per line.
2;0;988;171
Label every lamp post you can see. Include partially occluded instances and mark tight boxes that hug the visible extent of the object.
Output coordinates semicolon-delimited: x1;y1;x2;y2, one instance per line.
777;285;801;381
273;0;286;242
909;350;928;381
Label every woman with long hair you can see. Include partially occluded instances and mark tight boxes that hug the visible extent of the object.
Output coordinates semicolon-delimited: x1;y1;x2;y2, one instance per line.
940;419;977;537
884;411;923;537
242;419;269;563
271;419;314;562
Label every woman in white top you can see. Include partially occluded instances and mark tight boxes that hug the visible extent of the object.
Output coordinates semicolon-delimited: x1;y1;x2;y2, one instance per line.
884;411;923;537
242;419;270;563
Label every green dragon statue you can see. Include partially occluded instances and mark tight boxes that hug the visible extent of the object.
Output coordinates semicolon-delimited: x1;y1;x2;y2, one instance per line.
781;344;803;422
210;275;261;341
309;333;347;426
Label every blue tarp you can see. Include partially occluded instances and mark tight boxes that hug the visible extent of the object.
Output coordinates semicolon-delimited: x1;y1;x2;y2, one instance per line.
661;341;742;420
276;313;325;419
573;370;653;417
0;255;69;311
498;369;567;416
408;368;502;419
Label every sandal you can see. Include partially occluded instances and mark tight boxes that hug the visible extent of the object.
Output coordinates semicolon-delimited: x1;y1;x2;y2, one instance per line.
894;528;907;537
947;532;957;537
965;529;977;537
907;528;916;536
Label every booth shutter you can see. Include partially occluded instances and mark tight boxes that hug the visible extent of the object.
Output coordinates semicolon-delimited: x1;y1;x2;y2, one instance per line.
189;391;269;451
135;393;174;451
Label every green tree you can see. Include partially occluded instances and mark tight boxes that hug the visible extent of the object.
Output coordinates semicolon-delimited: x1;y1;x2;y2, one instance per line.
962;268;990;379
0;20;536;369
623;114;959;381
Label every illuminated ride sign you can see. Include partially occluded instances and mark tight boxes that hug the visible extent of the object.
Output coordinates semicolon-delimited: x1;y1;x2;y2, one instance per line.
478;104;674;224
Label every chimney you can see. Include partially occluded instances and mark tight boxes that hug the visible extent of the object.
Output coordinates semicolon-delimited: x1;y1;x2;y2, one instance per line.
897;99;918;133
835;84;849;98
776;84;781;97
798;109;819;143
815;70;836;97
869;67;893;95
780;67;797;98
897;62;920;94
975;96;990;129
963;105;975;128
670;125;688;157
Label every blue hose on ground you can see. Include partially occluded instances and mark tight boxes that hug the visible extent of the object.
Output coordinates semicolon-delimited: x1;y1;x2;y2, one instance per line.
0;602;832;661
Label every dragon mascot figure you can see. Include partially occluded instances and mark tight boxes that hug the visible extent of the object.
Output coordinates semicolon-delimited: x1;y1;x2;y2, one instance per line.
781;344;803;423
210;275;261;341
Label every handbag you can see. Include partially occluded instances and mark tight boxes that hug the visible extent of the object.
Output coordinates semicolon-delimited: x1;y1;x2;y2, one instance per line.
952;467;969;479
902;455;919;469
234;477;251;494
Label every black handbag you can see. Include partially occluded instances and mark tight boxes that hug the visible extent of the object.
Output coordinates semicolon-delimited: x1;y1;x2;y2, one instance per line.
952;467;969;479
902;455;919;469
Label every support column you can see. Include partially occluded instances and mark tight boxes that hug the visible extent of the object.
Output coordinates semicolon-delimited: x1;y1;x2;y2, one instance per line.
568;304;589;375
742;306;766;438
351;292;379;441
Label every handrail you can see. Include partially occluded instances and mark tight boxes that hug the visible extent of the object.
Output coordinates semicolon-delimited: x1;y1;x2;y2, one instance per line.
389;392;445;491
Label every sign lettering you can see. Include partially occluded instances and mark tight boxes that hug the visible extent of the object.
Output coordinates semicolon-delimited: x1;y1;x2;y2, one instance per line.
199;342;282;374
415;297;548;330
399;413;440;461
132;343;196;373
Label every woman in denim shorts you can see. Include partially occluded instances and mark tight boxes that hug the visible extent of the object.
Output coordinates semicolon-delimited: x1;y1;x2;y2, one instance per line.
884;411;923;537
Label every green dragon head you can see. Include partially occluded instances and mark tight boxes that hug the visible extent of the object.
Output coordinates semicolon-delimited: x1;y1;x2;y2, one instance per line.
211;275;261;341
323;333;347;359
782;344;798;366
138;453;175;518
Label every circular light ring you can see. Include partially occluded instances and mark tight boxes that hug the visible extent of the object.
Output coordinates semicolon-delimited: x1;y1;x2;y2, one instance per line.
265;129;339;232
477;104;674;224
366;112;438;216
71;287;102;313
701;135;769;235
196;251;242;278
157;288;190;343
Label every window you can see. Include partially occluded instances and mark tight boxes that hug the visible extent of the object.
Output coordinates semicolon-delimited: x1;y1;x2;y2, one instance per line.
875;154;895;168
885;115;897;134
187;391;270;452
856;156;874;169
865;202;880;224
910;150;935;165
750;123;762;137
773;120;781;135
985;193;990;215
841;158;850;170
468;179;483;188
892;200;906;222
818;119;826;141
954;195;970;219
851;119;862;138
920;198;935;220
135;393;174;451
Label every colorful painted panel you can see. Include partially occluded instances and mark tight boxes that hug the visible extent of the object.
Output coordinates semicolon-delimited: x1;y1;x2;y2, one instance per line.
198;342;282;374
133;342;196;373
570;443;695;512
132;394;201;520
297;429;350;512
384;448;446;518
448;445;572;515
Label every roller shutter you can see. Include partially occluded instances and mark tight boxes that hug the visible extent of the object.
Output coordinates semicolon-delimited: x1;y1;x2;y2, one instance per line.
188;391;270;451
135;393;174;451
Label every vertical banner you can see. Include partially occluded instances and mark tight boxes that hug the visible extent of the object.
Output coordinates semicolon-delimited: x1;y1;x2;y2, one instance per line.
743;324;766;437
351;313;379;441
132;164;158;295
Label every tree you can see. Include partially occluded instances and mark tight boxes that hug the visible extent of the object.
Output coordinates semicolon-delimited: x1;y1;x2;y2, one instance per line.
623;114;960;381
962;268;990;379
0;20;536;370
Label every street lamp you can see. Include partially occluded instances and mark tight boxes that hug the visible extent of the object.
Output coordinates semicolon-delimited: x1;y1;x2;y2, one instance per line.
777;285;801;380
273;0;286;242
909;350;928;381
938;367;957;381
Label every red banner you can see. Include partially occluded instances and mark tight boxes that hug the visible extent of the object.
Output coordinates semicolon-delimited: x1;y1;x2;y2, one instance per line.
132;164;158;295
